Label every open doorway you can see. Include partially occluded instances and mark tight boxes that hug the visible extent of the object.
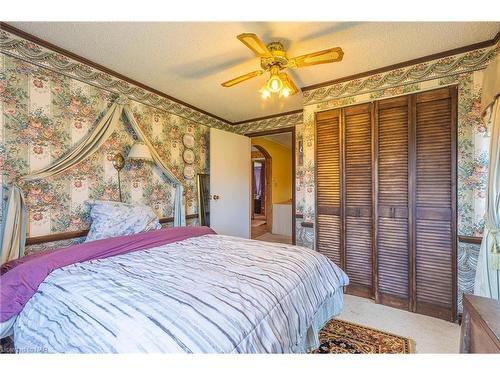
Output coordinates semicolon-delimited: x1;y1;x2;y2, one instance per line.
251;146;272;237
249;128;295;245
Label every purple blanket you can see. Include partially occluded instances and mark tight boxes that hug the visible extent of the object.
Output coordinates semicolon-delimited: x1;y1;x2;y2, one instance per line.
0;226;215;323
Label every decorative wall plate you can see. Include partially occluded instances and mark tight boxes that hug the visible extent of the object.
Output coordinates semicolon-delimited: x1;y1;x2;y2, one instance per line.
183;165;195;179
183;149;195;164
183;133;195;149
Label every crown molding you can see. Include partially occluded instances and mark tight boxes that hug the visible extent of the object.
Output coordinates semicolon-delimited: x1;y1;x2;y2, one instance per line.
302;44;499;106
231;109;303;125
0;22;305;128
0;22;232;129
1;22;498;127
494;29;500;44
301;29;500;93
232;111;303;135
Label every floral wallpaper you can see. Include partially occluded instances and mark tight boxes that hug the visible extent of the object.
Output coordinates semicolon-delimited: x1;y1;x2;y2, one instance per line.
0;53;209;245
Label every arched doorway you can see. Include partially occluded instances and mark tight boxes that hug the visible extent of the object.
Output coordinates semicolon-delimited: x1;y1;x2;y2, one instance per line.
251;144;272;234
249;127;296;245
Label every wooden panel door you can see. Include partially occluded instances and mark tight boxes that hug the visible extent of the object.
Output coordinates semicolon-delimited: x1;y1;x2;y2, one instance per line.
375;96;411;309
315;110;343;266
343;103;374;297
414;87;457;321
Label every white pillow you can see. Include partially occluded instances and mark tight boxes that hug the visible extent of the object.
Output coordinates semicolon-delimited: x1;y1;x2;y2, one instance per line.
85;200;161;242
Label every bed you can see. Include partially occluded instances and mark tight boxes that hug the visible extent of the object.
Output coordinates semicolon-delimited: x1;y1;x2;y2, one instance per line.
0;226;348;353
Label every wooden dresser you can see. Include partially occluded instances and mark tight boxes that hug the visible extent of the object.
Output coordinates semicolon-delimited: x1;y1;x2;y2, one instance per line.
460;294;500;353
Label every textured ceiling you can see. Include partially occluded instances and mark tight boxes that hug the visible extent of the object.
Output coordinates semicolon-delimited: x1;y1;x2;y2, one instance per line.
9;22;500;122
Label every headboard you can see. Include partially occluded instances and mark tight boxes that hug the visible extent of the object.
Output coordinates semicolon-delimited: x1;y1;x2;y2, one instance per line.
24;214;200;254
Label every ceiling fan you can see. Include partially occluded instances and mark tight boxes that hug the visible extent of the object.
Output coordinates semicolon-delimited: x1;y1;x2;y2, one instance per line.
221;33;344;98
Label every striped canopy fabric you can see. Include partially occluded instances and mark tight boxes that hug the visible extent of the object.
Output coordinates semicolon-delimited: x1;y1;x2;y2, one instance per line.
0;96;185;266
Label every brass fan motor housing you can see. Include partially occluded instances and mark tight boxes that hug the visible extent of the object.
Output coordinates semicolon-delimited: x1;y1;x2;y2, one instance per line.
221;33;344;94
260;41;289;70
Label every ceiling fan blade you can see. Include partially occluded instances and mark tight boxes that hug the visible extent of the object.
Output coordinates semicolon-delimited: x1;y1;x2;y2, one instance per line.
237;33;273;58
286;75;299;95
221;70;263;87
280;72;300;95
288;47;344;68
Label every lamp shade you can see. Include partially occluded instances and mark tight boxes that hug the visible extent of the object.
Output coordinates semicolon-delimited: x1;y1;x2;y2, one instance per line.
128;142;153;161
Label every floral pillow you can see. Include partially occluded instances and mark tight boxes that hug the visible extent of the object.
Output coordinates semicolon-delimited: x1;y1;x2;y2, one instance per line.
85;200;161;242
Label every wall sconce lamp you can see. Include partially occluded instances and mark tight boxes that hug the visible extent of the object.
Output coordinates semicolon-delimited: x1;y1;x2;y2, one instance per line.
112;143;152;203
112;153;126;202
128;142;153;162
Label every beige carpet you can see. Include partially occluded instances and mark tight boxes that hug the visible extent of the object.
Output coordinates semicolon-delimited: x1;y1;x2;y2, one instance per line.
255;232;293;244
339;295;460;353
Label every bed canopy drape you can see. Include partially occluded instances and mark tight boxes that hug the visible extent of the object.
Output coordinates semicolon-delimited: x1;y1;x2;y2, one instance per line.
0;96;185;265
474;55;500;300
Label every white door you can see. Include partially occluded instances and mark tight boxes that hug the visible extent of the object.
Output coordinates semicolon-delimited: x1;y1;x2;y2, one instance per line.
210;128;251;238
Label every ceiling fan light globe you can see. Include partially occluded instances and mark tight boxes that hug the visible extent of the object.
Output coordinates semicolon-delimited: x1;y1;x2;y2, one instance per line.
280;88;290;98
268;76;283;93
261;90;271;99
260;86;271;99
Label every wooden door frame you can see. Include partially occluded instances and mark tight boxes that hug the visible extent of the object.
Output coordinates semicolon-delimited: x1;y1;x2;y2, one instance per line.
450;85;458;322
246;127;296;245
252;145;272;233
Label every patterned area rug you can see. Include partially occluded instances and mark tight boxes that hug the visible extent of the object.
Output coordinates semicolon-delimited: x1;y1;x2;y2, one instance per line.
0;336;14;354
313;319;415;354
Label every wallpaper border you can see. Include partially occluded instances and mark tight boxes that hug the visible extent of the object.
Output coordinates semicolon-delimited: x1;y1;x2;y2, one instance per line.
302;45;498;105
232;111;303;134
0;28;233;131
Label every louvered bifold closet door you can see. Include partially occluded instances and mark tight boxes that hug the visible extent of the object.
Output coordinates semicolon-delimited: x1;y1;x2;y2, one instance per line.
414;87;457;321
343;103;373;297
315;110;342;265
375;96;410;310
